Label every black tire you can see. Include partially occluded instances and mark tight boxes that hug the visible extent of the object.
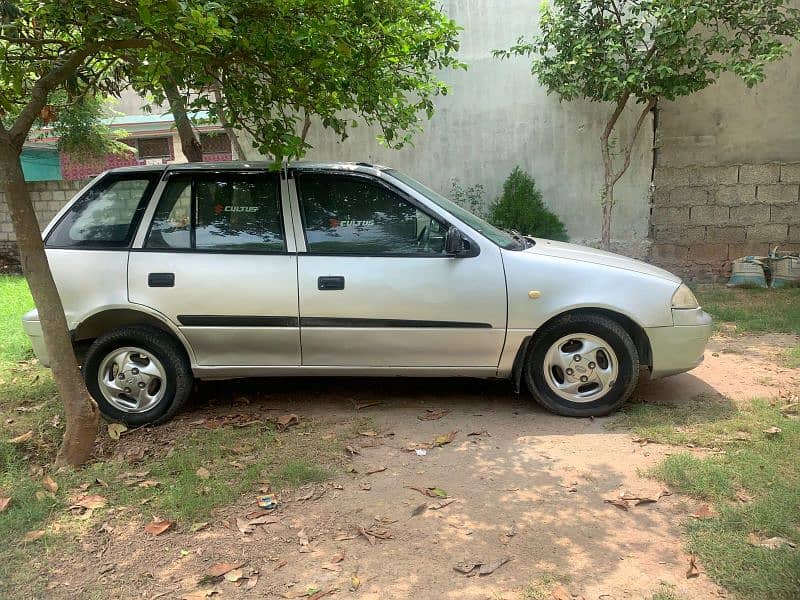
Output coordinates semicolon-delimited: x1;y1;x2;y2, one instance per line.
83;327;192;426
524;313;639;417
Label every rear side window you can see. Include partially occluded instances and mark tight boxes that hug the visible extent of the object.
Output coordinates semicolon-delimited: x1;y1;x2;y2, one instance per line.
146;173;285;252
46;174;158;248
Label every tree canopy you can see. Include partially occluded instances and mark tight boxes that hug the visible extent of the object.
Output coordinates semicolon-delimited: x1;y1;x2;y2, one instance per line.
496;0;800;249
131;0;463;160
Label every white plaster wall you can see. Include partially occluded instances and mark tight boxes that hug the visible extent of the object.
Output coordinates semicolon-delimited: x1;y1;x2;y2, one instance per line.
249;0;655;252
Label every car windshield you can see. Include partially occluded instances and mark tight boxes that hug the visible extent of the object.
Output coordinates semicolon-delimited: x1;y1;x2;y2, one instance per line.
385;169;523;250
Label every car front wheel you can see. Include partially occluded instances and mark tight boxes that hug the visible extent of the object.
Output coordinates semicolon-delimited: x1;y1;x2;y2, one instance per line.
83;327;192;426
525;313;639;417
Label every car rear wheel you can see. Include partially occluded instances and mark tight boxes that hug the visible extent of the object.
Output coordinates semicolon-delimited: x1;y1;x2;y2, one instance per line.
525;313;639;417
83;327;192;426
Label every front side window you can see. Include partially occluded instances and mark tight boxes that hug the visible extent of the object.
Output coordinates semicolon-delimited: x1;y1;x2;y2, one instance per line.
297;173;447;255
146;173;285;252
386;169;522;250
46;174;158;248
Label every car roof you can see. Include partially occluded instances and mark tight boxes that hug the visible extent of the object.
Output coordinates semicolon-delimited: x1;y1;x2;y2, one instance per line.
104;161;390;175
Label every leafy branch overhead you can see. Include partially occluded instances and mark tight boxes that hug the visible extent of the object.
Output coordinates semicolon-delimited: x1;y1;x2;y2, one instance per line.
496;0;800;103
132;0;465;160
495;0;800;250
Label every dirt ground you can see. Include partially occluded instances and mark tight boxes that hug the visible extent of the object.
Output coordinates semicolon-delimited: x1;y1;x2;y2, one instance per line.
46;331;799;600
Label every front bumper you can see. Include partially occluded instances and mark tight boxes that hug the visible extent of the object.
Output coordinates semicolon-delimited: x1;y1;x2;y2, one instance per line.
646;309;713;379
21;311;50;368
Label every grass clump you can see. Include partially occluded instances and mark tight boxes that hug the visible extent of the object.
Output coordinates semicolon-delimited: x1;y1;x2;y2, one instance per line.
0;275;342;596
694;285;800;334
626;399;800;599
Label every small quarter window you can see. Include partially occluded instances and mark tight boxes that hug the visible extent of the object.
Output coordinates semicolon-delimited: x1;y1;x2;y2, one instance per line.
297;173;447;255
146;173;285;252
46;174;158;248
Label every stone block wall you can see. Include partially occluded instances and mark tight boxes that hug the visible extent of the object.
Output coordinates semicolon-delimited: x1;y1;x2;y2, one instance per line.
650;163;800;282
0;180;90;257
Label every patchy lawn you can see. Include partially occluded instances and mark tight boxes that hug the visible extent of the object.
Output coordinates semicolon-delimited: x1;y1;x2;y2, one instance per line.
1;278;798;599
618;285;800;600
694;284;800;334
0;275;343;598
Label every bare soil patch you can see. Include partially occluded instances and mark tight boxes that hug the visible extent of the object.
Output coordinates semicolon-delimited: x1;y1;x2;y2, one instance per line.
39;332;799;599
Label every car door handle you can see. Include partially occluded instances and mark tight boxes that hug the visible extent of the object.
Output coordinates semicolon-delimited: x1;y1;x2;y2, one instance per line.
148;273;175;288
318;276;345;291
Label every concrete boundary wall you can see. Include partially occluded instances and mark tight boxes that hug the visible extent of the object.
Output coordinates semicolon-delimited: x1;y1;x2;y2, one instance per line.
649;163;800;282
0;180;90;256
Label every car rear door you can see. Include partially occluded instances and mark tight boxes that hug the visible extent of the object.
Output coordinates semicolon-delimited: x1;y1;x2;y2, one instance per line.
291;170;507;368
128;169;300;367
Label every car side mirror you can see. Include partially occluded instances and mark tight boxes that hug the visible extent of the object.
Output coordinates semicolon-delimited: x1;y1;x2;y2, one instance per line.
445;226;469;256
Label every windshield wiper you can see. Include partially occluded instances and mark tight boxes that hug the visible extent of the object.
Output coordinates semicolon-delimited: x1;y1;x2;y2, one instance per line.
503;228;531;250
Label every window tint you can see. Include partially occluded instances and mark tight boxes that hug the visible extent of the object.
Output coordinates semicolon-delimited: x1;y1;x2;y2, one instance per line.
46;174;157;248
147;177;191;249
146;174;285;252
297;174;446;255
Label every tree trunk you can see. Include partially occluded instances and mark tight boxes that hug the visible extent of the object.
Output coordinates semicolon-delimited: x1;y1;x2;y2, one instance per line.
0;138;98;466
211;84;248;160
600;180;613;251
163;79;203;162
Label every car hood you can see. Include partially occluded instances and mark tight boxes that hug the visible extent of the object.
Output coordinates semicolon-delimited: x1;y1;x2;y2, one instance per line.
525;239;681;283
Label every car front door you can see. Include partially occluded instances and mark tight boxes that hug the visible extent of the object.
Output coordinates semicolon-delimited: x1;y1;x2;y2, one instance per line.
128;170;300;368
292;170;507;368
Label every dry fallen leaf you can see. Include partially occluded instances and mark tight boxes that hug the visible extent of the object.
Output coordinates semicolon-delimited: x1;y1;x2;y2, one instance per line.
245;574;259;590
428;498;456;510
366;466;387;475
350;574;361;591
276;414;299;432
604;498;630;511
22;530;45;543
418;409;450;421
42;475;58;494
0;497;10;513
686;555;700;578
72;495;108;510
763;426;782;436
224;568;245;582
196;467;211;480
478;556;512;575
358;481;371;491
551;584;572;600
107;423;127;440
144;519;174;536
190;522;210;533
10;430;33;444
747;533;796;549
182;589;219;599
205;562;244;578
433;430;458;447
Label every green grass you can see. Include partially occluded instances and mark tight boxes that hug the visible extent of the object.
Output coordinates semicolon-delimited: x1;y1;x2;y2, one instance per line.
0;274;341;597
694;285;800;334
648;582;684;600
624;400;800;599
782;346;800;369
0;275;36;362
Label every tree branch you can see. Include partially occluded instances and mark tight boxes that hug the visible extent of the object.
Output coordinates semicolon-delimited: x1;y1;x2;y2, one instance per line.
612;97;656;185
7;38;152;149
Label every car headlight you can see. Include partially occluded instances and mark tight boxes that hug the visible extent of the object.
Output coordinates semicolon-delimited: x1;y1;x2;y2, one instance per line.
671;284;699;309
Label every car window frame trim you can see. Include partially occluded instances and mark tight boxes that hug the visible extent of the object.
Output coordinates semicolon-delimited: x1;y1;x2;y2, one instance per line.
292;169;480;259
143;170;289;254
44;172;161;251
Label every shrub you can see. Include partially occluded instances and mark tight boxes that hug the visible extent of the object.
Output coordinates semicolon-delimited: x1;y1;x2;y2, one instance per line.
489;167;568;241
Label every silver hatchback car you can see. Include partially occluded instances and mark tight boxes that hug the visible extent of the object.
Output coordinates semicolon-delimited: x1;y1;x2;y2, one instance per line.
23;162;712;425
